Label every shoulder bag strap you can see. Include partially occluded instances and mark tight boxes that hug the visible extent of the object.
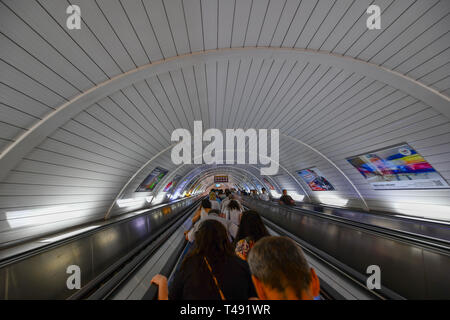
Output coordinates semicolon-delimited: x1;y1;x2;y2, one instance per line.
203;257;226;300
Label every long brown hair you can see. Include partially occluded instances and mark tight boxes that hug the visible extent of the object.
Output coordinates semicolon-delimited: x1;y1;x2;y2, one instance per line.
183;219;234;267
227;200;240;211
234;210;269;244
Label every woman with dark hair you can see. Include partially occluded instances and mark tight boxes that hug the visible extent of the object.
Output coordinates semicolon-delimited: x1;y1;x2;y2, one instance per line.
191;198;211;224
225;200;242;226
151;220;257;300
184;199;212;240
234;210;270;261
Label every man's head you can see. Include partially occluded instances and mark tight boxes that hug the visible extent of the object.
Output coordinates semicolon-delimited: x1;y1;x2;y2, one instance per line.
247;236;320;300
261;188;266;193
282;189;287;196
201;198;211;209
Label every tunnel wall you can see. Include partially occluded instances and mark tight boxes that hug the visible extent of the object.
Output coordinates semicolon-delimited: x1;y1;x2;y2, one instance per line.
1;0;449;244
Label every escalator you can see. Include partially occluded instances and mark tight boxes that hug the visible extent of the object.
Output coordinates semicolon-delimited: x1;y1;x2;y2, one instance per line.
243;197;450;299
140;205;382;301
0;196;202;300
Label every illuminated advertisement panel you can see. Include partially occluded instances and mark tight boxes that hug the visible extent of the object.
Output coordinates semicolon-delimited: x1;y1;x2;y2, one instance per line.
135;167;169;192
163;175;182;192
297;167;335;191
214;175;228;183
252;179;263;191
193;184;202;193
188;183;201;195
263;178;275;190
347;144;449;190
241;182;250;192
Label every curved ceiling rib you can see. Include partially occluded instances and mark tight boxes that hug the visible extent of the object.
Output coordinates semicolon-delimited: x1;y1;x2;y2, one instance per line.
162;165;261;194
178;165;268;192
185;172;250;191
103;143;175;219
282;134;369;210
107;136;363;216
1;47;449;183
186;147;312;199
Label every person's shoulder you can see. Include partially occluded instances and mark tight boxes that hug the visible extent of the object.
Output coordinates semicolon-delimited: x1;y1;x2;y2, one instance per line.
229;254;250;269
182;255;202;271
230;255;252;276
212;214;228;224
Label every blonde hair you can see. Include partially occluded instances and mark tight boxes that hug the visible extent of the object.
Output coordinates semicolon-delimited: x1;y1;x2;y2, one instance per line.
209;192;216;200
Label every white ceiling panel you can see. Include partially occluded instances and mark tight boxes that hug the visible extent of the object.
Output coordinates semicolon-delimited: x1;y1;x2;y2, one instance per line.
0;0;449;244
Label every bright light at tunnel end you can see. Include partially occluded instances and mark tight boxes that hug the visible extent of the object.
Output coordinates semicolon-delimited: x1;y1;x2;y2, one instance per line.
153;192;167;205
290;192;305;202
116;198;145;208
39;225;100;243
317;194;349;207
392;203;450;222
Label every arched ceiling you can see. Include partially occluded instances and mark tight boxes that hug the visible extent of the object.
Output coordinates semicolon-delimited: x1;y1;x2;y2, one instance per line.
0;0;449;245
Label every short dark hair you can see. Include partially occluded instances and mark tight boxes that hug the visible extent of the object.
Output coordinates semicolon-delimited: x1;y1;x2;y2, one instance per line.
202;198;211;209
247;236;311;298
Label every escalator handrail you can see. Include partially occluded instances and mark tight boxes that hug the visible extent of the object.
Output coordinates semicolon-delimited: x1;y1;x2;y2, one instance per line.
0;196;201;268
245;197;450;253
260;215;404;300
73;198;202;299
143;238;190;300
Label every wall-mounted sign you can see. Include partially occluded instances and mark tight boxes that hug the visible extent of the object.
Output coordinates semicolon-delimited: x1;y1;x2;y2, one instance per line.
297;167;335;191
252;179;263;191
347;144;449;190
163;175;182;192
214;175;228;183
136;167;169;192
262;178;275;190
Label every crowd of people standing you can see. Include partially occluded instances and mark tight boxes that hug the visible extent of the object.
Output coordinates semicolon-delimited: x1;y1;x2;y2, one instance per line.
151;188;319;300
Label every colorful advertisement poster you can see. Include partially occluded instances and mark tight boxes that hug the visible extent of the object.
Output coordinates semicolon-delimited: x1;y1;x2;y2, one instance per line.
263;178;275;190
297;168;335;191
252;179;263;191
163;175;182;192
176;179;189;194
135;167;169;192
346;144;449;190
